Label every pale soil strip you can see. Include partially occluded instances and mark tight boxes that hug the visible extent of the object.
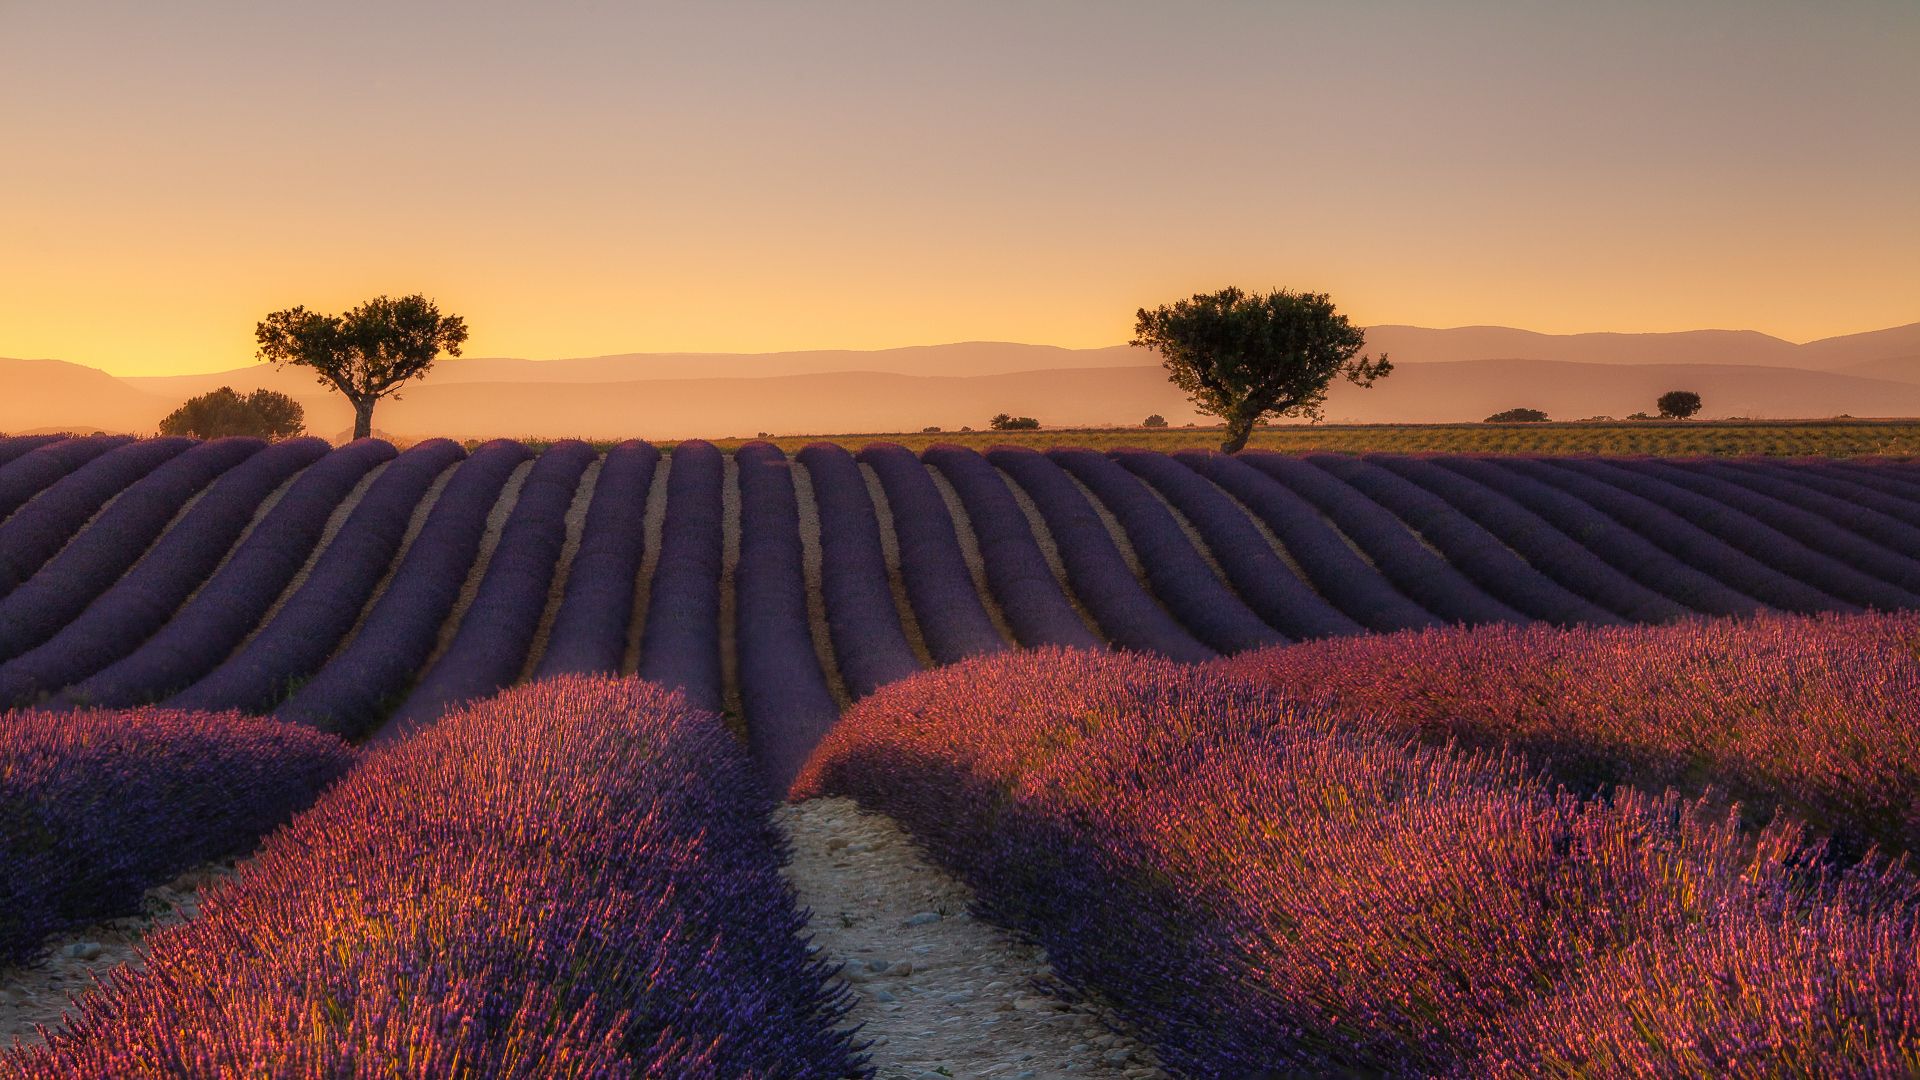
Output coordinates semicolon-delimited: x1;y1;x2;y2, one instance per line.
789;461;852;708
860;461;935;669
719;453;744;720
415;458;534;673
621;457;671;675
925;469;1020;649
1058;470;1149;588
1131;476;1245;593
780;798;1167;1080
231;461;395;651
0;862;236;1050
519;459;600;681
995;466;1107;643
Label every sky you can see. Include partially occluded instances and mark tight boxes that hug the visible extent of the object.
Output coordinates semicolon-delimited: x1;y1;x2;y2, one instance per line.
2;0;1917;377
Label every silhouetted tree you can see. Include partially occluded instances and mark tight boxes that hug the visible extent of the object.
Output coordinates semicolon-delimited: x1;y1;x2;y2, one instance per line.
990;413;1040;430
922;425;942;433
1133;287;1389;453
159;386;305;439
1142;413;1168;428
1658;390;1703;419
1485;407;1550;423
255;294;468;440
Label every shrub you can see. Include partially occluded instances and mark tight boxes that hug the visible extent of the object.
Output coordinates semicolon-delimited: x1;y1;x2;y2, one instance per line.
1485;407;1549;423
1142;413;1167;428
158;386;304;440
989;413;1040;430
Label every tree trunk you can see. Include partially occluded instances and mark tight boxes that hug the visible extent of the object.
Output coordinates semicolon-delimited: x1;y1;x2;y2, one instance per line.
1220;410;1259;454
351;397;376;441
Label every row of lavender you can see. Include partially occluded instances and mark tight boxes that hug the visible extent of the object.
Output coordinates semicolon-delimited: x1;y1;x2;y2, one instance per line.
2;678;862;1075
798;641;1920;1077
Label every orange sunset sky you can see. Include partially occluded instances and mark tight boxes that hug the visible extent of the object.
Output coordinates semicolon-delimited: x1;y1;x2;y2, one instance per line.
3;1;1917;378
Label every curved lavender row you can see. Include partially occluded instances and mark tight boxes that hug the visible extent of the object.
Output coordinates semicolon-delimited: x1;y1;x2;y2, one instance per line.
0;707;353;969
1244;452;1529;627
1050;447;1283;653
0;434;64;469
989;446;1213;662
0;438;268;660
1492;457;1843;614
1308;454;1621;627
636;440;726;715
0;435;131;523
799;649;1920;1078
273;440;532;737
1823;458;1920;498
1112;450;1360;640
1676;460;1920;592
59;440;400;708
1558;459;1915;611
923;445;1104;650
1739;460;1920;532
797;442;923;695
0;437;193;595
533;439;660;677
858;443;1008;662
0;438;328;705
736;443;843;789
377;441;597;741
1368;455;1690;624
1431;455;1762;617
7;678;862;1077
1175;450;1441;632
166;439;470;715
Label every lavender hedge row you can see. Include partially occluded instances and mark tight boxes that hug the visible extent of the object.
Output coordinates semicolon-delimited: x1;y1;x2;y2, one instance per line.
0;435;131;524
533;439;660;678
736;442;843;789
60;439;400;708
0;434;65;469
857;443;1008;663
1371;455;1691;624
7;677;861;1078
1049;447;1283;653
379;441;596;742
1493;457;1841;614
799;649;1920;1078
1245;451;1528;626
1738;460;1920;532
1668;459;1920;594
0;438;328;706
636;440;726;715
1310;453;1622;627
1823;458;1920;498
0;437;268;660
274;440;532;738
1431;455;1762;617
922;444;1104;651
0;437;193;595
1175;450;1441;632
1113;449;1361;639
0;706;353;969
166;439;470;716
988;446;1213;662
796;442;923;696
1556;459;1910;610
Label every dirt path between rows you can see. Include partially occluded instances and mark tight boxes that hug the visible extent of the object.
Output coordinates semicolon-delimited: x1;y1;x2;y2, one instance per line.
780;798;1166;1080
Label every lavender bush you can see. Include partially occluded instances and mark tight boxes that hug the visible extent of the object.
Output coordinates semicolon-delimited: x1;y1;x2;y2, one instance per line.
534;440;660;677
857;443;1007;662
796;442;922;695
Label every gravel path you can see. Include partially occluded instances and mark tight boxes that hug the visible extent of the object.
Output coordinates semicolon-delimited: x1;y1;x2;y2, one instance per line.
780;798;1165;1080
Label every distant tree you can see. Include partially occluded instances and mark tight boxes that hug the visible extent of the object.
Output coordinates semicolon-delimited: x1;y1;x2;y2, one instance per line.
159;386;305;440
1626;411;1656;420
1485;407;1550;423
960;425;974;432
922;425;942;433
990;413;1040;431
1142;414;1168;429
1132;286;1390;453
1657;390;1703;419
255;294;468;440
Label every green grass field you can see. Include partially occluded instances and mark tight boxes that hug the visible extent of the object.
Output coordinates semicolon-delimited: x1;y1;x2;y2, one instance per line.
484;419;1920;458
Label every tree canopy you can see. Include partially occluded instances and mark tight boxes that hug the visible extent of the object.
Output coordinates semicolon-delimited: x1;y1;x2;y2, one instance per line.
1657;390;1703;419
255;294;468;440
1132;286;1389;453
990;413;1040;430
1485;407;1550;423
158;386;305;440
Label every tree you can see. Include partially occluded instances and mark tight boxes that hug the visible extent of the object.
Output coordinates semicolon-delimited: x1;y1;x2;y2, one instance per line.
1657;390;1703;420
255;294;468;440
990;413;1040;431
1132;286;1390;453
159;386;305;439
1142;413;1168;428
1484;407;1549;423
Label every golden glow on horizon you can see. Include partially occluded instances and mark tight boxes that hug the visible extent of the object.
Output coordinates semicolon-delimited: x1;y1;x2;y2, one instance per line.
2;2;1915;377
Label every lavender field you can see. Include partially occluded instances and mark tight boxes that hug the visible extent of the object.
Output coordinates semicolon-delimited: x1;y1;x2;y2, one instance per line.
4;431;1920;1075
